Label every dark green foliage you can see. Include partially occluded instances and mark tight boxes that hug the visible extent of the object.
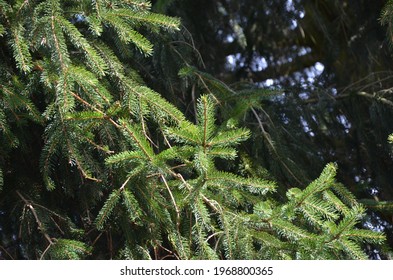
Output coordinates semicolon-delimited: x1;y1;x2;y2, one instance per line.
0;0;389;259
47;239;92;260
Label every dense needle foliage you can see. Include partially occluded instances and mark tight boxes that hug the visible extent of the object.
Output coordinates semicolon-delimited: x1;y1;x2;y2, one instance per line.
0;0;389;259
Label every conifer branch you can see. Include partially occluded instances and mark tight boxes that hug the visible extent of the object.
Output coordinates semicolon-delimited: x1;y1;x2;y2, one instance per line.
1;85;43;123
103;13;154;55
58;17;107;76
196;95;219;151
107;9;180;31
127;0;152;10
95;189;122;230
1;0;387;260
40;243;54;260
119;120;154;161
50;14;68;71
160;174;181;231
293;163;337;208
11;23;32;73
171;171;220;213
16;191;54;246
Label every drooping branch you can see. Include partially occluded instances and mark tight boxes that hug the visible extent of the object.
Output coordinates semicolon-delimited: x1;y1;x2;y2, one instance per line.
16;190;54;246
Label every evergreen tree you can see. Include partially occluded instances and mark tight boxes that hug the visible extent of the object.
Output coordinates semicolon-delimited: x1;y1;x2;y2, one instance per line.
0;0;388;259
162;0;393;251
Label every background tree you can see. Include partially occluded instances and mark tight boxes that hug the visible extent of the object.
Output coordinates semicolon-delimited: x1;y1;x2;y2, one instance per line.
0;0;391;259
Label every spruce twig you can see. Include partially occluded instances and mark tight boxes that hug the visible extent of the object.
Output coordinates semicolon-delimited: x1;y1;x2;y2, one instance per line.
16;191;54;246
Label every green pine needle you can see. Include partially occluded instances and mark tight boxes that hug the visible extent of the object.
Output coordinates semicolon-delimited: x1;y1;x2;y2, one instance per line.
95;189;122;230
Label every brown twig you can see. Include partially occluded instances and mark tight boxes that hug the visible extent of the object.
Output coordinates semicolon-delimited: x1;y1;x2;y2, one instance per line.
0;245;14;260
16;190;54;246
